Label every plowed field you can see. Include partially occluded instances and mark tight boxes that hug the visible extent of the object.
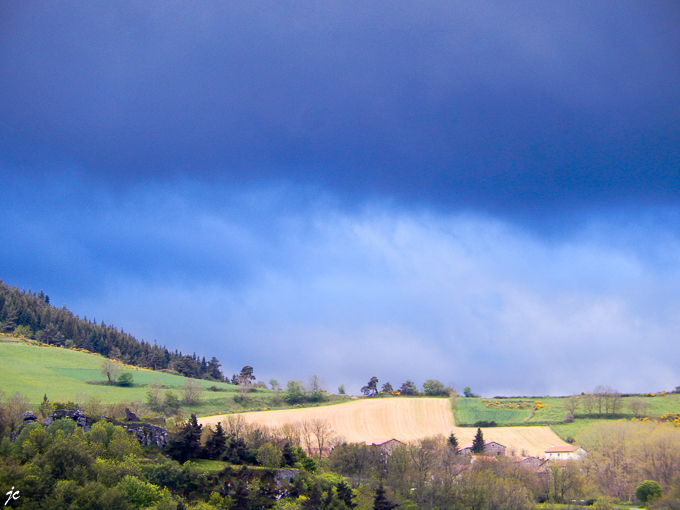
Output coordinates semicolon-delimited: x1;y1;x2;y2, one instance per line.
198;397;569;457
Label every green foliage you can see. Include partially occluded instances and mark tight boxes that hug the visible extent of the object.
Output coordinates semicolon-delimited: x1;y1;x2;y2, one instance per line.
118;372;134;387
635;480;663;503
257;442;283;468
166;414;203;463
399;380;418;396
47;417;77;436
93;457;142;486
39;393;54;419
21;425;53;460
109;427;143;460
12;324;33;338
472;427;485;453
285;380;305;404
448;432;459;453
362;377;379;396
423;379;448;396
336;481;358;509
300;455;317;473
49;480;133;510
164;392;181;413
204;422;227;460
117;475;164;507
37;432;94;483
463;386;473;397
373;483;399;510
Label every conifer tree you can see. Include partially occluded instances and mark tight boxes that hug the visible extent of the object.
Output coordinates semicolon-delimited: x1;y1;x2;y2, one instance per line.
337;481;358;509
472;427;485;454
448;432;459;454
373;484;399;510
205;422;226;460
302;482;323;510
166;413;203;463
282;442;298;466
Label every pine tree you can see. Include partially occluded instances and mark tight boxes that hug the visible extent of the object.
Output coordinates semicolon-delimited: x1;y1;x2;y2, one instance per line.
373;484;399;510
361;376;379;396
205;422;227;460
302;482;323;510
336;481;358;509
448;432;459;454
207;357;223;381
472;427;485;454
165;413;203;462
282;442;298;466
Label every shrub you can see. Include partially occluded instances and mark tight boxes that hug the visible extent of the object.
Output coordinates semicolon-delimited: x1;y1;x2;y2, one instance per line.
117;372;134;387
474;421;497;427
635;480;663;503
117;475;163;508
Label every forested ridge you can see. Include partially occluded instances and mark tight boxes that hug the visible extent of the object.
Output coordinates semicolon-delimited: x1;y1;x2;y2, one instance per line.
0;279;224;382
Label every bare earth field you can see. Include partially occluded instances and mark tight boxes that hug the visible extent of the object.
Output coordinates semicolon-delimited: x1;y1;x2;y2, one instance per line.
198;397;570;457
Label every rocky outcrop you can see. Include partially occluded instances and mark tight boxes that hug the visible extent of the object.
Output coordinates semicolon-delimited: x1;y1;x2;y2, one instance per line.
22;411;38;425
117;421;168;448
274;469;299;485
43;409;93;431
9;412;39;440
12;408;168;449
125;408;140;422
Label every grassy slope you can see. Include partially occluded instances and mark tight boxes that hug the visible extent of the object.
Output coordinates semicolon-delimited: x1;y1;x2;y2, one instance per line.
0;338;348;416
456;394;680;441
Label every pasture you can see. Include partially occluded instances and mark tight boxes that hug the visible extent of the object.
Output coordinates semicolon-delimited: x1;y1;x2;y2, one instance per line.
0;339;264;416
0;339;350;416
456;394;680;431
199;397;571;457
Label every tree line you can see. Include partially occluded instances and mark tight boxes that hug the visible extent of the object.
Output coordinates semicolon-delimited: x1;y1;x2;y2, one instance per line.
360;376;453;397
0;279;225;382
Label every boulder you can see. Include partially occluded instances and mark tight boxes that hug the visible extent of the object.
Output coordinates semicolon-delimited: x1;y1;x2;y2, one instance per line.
22;411;38;424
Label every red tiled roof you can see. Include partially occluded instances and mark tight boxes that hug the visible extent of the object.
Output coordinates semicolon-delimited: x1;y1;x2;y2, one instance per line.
545;445;580;453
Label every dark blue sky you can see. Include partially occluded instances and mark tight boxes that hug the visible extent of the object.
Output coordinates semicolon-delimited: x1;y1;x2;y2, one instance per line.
1;1;679;395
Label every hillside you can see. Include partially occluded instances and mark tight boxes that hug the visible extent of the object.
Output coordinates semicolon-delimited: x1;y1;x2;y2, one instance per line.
0;337;351;417
0;279;225;381
198;397;571;458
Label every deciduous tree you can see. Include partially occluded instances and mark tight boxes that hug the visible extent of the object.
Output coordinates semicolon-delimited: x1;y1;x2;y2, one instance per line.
181;379;204;405
101;359;122;385
423;379;447;396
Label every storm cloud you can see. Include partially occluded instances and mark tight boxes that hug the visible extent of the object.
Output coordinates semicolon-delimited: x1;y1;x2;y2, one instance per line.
1;2;679;394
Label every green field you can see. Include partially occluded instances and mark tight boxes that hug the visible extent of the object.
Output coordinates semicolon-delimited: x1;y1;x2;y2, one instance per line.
455;397;533;426
455;393;680;436
0;338;349;417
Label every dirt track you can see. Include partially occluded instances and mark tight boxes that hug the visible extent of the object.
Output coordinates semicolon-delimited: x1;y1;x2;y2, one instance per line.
198;397;569;457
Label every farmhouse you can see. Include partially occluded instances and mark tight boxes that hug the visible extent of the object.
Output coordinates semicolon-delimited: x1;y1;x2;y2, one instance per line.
367;438;403;454
544;445;586;461
459;441;507;457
